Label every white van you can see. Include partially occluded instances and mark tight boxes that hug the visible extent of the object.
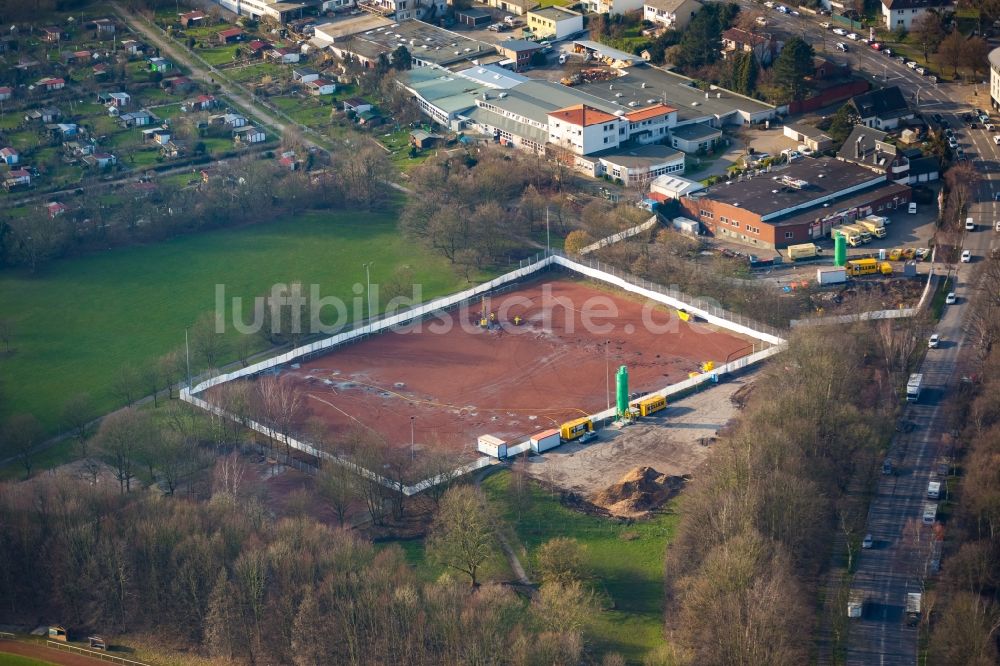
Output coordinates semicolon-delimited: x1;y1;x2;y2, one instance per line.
908;202;917;214
927;481;941;499
966;217;975;231
922;503;937;525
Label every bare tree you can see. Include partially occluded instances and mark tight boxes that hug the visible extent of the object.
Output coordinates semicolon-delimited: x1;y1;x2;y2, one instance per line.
61;392;96;456
112;363;141;406
911;11;944;61
256;375;305;458
315;458;358;527
937;30;967;77
1;413;43;479
0;318;14;353
97;408;155;494
190;311;229;372
426;485;499;586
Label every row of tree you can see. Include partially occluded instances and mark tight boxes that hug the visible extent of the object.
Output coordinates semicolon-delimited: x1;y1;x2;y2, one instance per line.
926;253;1000;664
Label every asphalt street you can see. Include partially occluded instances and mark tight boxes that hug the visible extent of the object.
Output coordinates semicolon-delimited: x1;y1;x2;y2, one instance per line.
740;4;1000;663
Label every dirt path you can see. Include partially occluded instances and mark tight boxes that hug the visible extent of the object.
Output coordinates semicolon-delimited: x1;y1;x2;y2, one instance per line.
0;640;122;666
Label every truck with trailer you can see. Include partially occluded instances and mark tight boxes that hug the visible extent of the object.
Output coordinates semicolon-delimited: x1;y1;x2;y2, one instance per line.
906;592;922;626
927;480;941;500
906;373;923;402
846;258;892;276
786;243;821;261
857;218;887;238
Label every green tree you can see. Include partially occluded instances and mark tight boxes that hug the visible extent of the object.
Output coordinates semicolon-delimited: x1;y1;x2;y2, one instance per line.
733;52;758;96
826;103;857;146
772;37;815;102
391;45;412;70
673;4;724;70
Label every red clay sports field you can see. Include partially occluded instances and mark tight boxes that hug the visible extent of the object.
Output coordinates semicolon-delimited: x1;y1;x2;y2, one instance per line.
230;277;752;461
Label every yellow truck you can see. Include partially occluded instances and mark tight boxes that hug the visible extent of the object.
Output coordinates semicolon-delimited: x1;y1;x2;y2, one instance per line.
786;243;821;261
560;417;594;441
846;258;893;276
856;218;887;238
889;248;903;261
841;224;872;244
832;226;862;247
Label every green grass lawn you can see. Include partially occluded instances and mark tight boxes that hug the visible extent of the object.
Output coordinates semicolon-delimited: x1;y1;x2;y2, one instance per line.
481;470;677;662
0;653;58;666
0;209;465;438
226;62;284;84
270;95;333;129
198;44;241;66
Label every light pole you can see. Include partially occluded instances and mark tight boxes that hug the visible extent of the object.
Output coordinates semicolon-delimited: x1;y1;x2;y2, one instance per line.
184;326;192;388
605;340;611;411
546;206;550;254
363;261;374;321
410;416;416;461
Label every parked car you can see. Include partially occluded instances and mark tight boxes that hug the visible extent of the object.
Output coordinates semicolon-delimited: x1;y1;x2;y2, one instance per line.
847;32;859;40
836;42;848;52
916;67;927;75
820;21;831;28
961;250;972;263
883;48;893;57
871;42;881;50
908;202;917;214
907;60;918;69
882;459;893;475
756;16;768;25
862;534;873;549
945;292;957;305
928;334;939;349
832;27;847;35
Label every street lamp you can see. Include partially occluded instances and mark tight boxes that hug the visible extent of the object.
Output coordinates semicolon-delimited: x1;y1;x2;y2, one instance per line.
363;261;374;321
605;340;611;411
184;326;192;388
410;416;416;461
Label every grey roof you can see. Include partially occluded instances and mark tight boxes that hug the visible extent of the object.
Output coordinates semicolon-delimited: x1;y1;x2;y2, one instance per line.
454;64;529;89
769;181;911;228
464;106;549;145
333;19;495;67
850;86;910;121
400;68;487;115
688;157;886;219
571;65;773;124
643;0;701;12
456;8;491;18
498;39;542;53
572;40;638;64
785;121;828;139
837;125;898;165
528;6;583;20
670;122;721;141
908;156;939;176
594;144;684;169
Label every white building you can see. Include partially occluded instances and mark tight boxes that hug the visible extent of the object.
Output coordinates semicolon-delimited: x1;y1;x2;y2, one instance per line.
643;0;702;30
880;0;954;31
581;0;644;15
214;0;319;22
991;46;1000;113
525;6;584;40
548;104;624;155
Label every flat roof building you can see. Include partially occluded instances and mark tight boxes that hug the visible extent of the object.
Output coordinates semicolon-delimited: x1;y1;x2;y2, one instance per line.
679;157;912;249
322;19;496;69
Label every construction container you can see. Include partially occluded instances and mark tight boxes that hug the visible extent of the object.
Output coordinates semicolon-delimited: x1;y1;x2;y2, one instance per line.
615;366;629;419
559;417;593;441
476;434;507;459
817;267;847;284
637;395;667;416
786;243;820;261
530;429;561;453
834;234;847;266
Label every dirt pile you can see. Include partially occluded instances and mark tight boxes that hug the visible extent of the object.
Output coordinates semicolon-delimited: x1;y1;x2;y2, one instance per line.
591;466;686;518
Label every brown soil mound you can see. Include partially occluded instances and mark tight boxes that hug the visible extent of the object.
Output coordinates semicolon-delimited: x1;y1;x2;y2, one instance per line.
591;466;686;518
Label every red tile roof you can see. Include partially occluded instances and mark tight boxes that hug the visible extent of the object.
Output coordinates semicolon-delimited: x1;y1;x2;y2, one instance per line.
218;27;243;38
624;103;676;122
548;104;618;127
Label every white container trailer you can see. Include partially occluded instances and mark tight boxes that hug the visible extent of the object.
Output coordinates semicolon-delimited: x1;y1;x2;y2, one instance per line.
817;267;847;284
530;429;561;454
477;434;507;459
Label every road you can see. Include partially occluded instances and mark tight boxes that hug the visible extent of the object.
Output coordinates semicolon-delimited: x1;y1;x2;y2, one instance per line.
740;4;1000;663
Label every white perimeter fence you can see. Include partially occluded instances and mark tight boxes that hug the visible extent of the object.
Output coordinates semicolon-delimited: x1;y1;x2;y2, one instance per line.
182;251;788;495
579;215;658;255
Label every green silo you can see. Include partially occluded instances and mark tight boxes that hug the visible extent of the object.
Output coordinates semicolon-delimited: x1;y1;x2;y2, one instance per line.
616;365;629;419
834;233;847;267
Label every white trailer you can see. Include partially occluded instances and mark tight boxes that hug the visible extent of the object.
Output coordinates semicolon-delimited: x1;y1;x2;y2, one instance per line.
530;429;561;454
817;267;847;284
477;434;507;459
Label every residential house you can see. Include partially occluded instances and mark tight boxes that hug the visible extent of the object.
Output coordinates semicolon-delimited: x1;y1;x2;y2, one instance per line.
267;46;300;63
25;107;61;123
233;125;266;144
0;86;11;101
907;155;939;184
100;91;131;108
642;0;702;30
880;0;954;30
122;39;144;56
813;56;848;80
119;109;156;127
92;19;117;35
305;78;336;95
837;125;909;183
36;77;66;92
85;152;117;168
669;122;721;153
721;28;780;65
579;0;645;16
4;169;31;189
149;57;173;72
849;86;914;130
482;0;533;16
179;10;206;27
344;97;372;114
293;66;320;83
46;201;67;218
526;6;584;40
0;147;18;165
42;27;62;42
217;27;244;44
497;40;542;72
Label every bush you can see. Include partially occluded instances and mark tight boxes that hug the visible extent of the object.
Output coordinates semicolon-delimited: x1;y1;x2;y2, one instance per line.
564;230;595;254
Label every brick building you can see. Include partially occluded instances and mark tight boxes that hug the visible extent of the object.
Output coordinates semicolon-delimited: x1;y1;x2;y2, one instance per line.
679;157;911;249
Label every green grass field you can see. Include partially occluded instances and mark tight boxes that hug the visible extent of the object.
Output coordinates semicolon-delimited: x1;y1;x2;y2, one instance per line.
0;653;58;666
482;470;676;662
0;209;465;436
